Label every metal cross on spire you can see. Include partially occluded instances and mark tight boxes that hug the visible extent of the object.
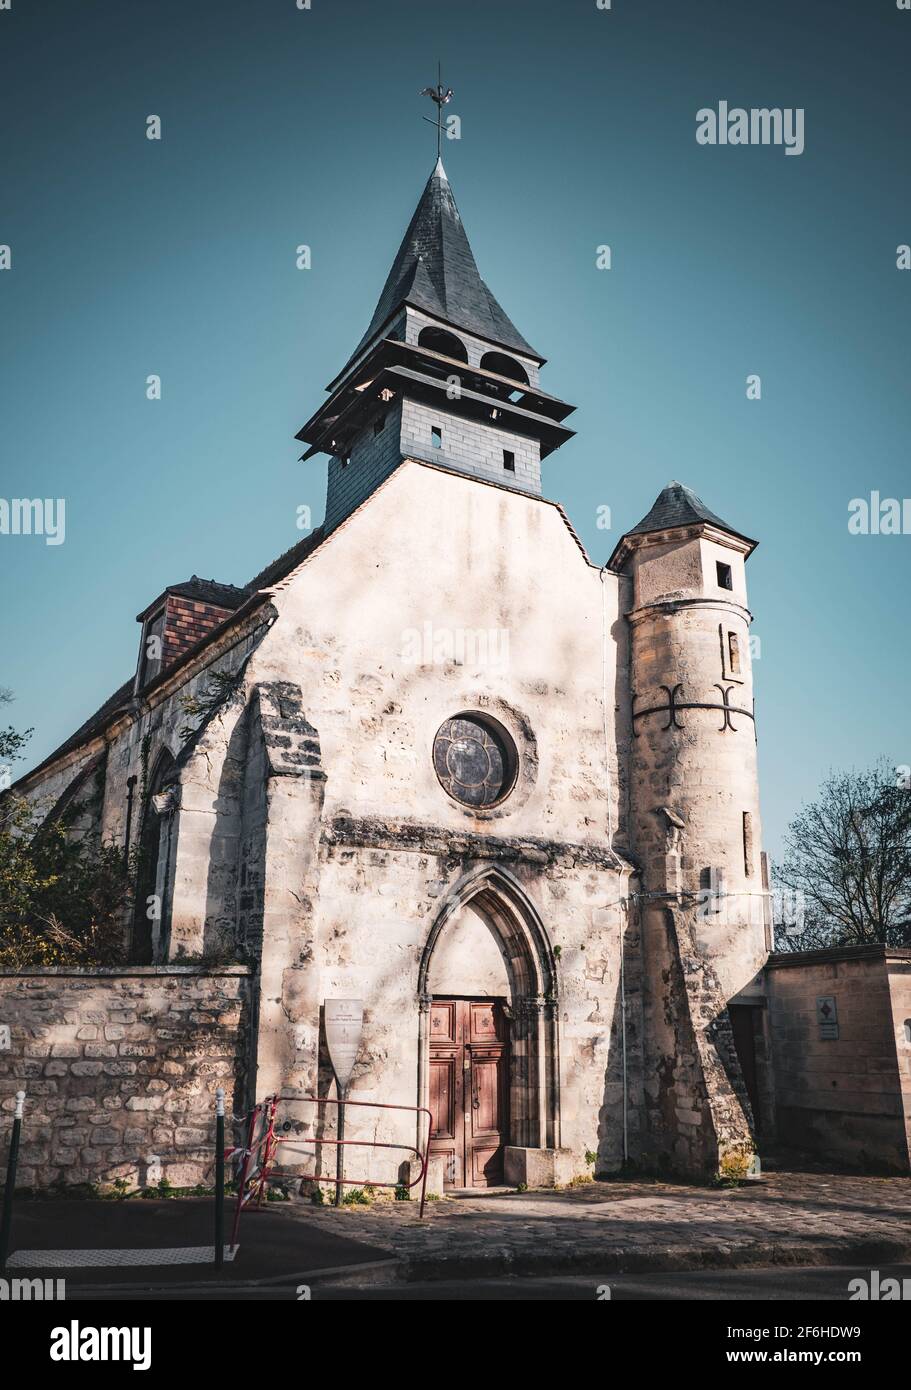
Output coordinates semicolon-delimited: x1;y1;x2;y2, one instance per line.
420;62;453;160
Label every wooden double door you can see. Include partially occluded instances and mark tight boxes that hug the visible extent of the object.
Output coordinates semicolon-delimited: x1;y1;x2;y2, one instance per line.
428;998;509;1188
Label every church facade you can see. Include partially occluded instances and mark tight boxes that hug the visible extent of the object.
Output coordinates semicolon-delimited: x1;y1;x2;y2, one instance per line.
16;159;770;1187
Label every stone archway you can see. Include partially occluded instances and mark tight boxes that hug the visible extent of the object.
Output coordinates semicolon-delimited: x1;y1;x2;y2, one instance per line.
417;866;561;1164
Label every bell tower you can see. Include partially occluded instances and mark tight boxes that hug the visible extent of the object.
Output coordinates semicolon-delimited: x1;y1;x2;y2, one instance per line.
296;158;576;531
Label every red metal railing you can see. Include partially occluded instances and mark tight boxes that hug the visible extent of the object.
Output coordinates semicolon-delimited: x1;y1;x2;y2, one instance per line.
225;1096;279;1248
225;1093;433;1246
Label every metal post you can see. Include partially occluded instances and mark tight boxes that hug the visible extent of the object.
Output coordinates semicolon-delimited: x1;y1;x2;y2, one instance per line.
1;1091;25;1273
214;1087;225;1269
334;1083;346;1207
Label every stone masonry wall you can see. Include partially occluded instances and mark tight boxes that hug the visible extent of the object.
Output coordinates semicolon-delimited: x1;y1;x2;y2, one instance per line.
888;955;911;1165
766;948;911;1174
0;967;252;1191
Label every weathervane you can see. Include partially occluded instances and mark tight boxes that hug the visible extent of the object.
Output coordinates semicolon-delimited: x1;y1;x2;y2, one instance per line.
420;63;453;160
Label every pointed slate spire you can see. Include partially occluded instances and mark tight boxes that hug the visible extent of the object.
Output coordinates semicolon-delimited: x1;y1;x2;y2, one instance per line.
345;158;539;369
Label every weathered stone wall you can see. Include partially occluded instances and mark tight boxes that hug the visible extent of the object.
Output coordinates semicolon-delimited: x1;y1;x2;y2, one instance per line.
636;898;754;1176
0;967;252;1191
238;462;636;1178
766;947;911;1174
620;525;765;1176
626;534;767;1002
889;955;911;1165
18;614;271;964
270;830;640;1182
11;462;642;1187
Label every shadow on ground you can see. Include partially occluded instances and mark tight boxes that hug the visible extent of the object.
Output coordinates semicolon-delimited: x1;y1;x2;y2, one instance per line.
4;1197;391;1286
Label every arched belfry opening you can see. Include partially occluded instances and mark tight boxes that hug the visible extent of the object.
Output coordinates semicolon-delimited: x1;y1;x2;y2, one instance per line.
417;867;560;1187
417;325;469;362
479;350;529;386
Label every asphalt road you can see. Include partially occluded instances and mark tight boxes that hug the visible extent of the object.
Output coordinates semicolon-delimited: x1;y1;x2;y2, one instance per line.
69;1264;911;1301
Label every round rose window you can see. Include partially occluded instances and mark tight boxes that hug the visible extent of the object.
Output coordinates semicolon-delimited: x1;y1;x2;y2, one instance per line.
432;714;517;808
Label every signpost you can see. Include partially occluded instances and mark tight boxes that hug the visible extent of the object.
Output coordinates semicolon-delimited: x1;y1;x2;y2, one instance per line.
324;1000;364;1206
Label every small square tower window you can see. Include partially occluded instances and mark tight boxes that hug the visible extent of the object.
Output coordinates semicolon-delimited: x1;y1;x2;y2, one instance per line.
431;426;442;449
503;450;515;472
716;561;733;590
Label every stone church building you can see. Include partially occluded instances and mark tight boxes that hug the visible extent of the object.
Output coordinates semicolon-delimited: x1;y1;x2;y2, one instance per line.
13;158;775;1189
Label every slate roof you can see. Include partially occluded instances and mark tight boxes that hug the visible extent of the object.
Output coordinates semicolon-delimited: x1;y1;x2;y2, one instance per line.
20;678;138;781
608;480;757;570
343;158;540;371
628;480;755;542
164;576;248;607
136;575;248;621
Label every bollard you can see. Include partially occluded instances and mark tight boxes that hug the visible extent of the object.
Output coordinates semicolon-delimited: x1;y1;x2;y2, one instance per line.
214;1087;225;1270
0;1090;25;1273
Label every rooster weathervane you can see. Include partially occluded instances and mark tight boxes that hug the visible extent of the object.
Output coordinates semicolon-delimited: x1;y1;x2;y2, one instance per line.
420;63;454;160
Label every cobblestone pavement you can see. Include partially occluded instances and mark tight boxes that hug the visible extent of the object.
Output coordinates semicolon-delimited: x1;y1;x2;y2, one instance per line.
283;1172;911;1279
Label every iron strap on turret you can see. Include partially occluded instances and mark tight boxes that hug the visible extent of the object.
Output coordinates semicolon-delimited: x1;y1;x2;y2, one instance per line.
632;682;756;735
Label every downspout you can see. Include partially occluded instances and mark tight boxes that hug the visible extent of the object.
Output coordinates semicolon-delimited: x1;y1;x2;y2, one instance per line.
151;787;178;961
619;904;629;1165
600;563;629;1166
159;810;174;961
123;775;137;856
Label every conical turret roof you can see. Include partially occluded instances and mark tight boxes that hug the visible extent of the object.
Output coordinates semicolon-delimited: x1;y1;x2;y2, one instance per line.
608;480;757;570
627;481;738;537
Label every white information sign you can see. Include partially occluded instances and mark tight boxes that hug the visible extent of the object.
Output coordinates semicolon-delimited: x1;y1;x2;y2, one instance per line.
324;999;364;1091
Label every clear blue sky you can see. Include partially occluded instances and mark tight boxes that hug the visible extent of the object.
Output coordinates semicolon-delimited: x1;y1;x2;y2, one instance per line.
1;0;909;859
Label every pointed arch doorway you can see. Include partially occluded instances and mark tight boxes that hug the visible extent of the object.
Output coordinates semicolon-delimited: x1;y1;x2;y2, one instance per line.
418;868;560;1189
